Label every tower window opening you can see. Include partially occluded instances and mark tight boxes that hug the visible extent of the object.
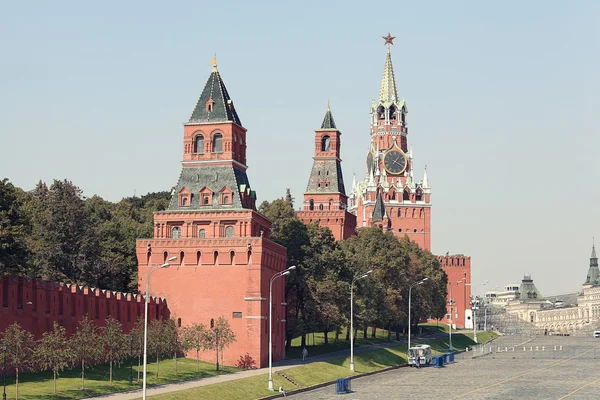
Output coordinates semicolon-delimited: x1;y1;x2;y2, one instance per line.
398;209;402;217
389;106;397;120
225;226;234;238
377;106;385;120
223;195;229;204
321;135;331;152
182;197;188;206
198;229;206;238
309;199;314;210
416;190;423;201
319;204;324;210
172;227;182;239
195;134;204;153
213;133;223;152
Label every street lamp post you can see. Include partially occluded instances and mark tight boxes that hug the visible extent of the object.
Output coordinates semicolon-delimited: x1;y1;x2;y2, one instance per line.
215;328;219;372
142;256;176;400
350;270;372;372
268;265;296;391
408;278;428;355
2;343;6;400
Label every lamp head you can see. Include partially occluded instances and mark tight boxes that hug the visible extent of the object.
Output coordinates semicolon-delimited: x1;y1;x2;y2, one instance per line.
287;265;297;271
160;263;170;269
167;256;177;262
282;271;291;276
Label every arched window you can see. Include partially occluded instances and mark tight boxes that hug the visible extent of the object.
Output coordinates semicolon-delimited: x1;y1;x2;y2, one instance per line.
328;199;333;210
172;227;181;239
319;204;324;210
213;251;219;265
416;189;423;201
179;251;185;265
403;190;410;201
163;251;168;263
398;208;402;217
225;226;234;238
198;229;206;238
223;195;229;204
196;251;201;265
177;318;182;327
378;106;385;120
389;106;397;120
195;135;204;153
230;250;235;264
182;197;188;206
309;199;314;210
321;135;331;152
213;133;223;152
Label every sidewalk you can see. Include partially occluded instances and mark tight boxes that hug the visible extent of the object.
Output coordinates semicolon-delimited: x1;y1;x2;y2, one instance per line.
84;333;444;400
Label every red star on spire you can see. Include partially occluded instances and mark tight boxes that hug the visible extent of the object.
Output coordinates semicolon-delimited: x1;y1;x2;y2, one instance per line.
382;33;396;45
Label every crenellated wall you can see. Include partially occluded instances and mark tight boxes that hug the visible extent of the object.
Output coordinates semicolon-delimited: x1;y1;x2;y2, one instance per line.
0;275;169;338
436;255;472;328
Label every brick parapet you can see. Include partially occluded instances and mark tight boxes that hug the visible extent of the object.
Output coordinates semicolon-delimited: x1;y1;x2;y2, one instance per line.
0;275;168;338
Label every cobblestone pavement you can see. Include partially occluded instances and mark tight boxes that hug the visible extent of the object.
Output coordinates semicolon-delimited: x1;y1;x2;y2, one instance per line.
286;336;600;400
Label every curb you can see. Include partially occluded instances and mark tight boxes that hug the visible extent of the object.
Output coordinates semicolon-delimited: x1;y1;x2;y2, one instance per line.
257;363;408;400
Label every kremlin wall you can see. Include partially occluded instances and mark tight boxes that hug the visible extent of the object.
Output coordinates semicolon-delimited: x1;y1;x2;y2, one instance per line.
0;275;168;337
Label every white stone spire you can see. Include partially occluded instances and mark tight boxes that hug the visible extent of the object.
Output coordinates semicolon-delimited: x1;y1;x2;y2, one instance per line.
423;165;430;189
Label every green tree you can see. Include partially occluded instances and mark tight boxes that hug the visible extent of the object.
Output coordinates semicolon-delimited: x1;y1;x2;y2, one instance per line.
69;315;102;390
130;318;145;382
1;323;35;399
213;317;236;366
148;319;168;378
99;316;129;386
180;323;211;372
258;199;310;350
0;179;32;276
162;318;181;376
34;322;73;394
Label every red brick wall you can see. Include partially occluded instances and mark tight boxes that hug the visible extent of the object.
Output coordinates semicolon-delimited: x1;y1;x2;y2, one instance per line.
0;275;168;338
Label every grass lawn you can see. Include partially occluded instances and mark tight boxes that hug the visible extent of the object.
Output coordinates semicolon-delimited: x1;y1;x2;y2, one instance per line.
151;331;498;400
287;326;402;359
0;357;237;400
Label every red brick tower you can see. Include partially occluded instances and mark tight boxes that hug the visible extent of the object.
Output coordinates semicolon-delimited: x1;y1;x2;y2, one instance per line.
136;58;288;367
348;36;431;250
296;105;357;240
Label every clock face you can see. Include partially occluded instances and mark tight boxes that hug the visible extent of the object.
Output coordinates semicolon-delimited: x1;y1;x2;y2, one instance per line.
383;150;407;175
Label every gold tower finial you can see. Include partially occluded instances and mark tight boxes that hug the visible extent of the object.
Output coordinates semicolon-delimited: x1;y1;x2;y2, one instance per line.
327;99;330;111
210;53;218;72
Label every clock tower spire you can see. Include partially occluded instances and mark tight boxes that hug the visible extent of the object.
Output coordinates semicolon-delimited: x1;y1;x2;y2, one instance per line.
349;37;431;249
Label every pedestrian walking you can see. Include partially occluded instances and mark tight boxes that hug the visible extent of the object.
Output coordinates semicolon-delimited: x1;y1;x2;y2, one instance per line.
414;355;421;369
302;347;308;362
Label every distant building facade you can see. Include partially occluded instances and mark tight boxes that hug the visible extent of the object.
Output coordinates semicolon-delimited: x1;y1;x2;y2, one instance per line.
506;244;600;333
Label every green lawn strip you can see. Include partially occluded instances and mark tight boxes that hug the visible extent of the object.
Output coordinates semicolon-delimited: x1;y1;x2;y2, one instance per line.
0;357;236;400
150;344;408;400
287;327;400;359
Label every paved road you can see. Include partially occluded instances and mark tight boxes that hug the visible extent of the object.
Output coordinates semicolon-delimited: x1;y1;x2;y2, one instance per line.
287;336;600;400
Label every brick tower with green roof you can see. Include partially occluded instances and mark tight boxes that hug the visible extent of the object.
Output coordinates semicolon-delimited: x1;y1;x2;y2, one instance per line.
296;104;356;240
136;58;288;368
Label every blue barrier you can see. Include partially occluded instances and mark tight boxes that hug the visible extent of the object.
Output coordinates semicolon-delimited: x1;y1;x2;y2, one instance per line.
449;352;455;363
434;356;444;368
443;354;449;364
335;378;351;394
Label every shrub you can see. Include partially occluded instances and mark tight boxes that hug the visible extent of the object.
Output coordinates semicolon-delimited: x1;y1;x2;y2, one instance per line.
236;353;257;370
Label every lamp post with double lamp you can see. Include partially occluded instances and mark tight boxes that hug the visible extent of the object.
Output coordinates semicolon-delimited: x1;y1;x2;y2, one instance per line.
142;256;176;400
408;278;428;353
2;343;6;400
268;265;296;391
350;270;372;372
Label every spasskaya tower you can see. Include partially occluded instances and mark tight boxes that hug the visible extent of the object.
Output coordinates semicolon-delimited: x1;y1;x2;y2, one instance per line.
348;34;431;250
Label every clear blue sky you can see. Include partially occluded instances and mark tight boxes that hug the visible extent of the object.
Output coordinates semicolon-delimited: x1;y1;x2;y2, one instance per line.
1;0;598;295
